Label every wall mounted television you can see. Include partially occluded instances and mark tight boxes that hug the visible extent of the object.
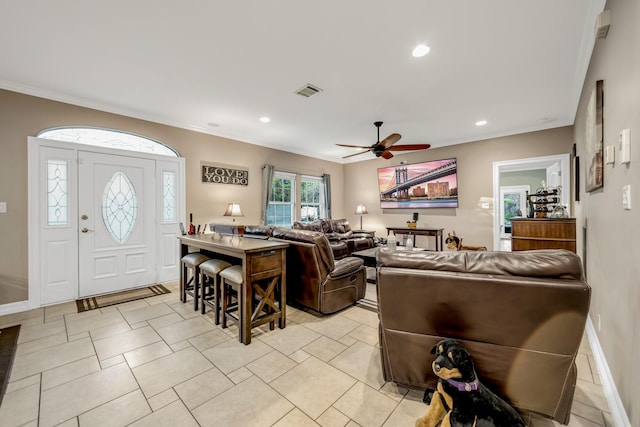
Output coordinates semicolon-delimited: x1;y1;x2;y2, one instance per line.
378;158;458;209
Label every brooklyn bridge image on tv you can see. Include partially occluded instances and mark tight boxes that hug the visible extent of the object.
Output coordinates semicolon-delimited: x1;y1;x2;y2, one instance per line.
378;158;458;209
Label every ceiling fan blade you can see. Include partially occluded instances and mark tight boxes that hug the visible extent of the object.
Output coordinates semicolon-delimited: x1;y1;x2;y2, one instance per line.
387;144;431;151
380;150;394;159
380;133;402;149
342;150;370;159
336;143;373;149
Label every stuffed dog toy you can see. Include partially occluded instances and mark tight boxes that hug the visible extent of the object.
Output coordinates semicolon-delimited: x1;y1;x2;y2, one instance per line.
415;339;525;427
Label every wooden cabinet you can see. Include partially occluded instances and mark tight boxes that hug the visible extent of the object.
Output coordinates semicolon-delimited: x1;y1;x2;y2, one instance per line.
511;218;576;252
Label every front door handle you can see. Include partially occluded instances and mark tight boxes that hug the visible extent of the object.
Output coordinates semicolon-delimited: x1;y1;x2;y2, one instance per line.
81;227;95;233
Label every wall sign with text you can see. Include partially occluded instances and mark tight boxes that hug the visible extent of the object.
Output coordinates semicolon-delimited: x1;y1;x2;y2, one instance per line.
202;164;249;186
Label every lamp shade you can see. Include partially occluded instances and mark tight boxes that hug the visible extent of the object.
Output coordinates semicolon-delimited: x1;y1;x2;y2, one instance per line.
354;204;368;215
354;204;368;230
223;202;244;217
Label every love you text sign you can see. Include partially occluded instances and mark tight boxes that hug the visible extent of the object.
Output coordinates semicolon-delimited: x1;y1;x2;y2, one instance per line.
202;164;249;186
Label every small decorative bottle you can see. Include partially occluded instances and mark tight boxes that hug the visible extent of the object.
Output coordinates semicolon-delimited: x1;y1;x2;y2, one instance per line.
406;235;414;250
387;231;396;252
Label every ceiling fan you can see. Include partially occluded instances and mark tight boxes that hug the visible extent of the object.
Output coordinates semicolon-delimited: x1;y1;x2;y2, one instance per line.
337;121;431;159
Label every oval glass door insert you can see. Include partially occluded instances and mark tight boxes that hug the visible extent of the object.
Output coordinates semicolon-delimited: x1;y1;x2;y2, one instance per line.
102;171;138;243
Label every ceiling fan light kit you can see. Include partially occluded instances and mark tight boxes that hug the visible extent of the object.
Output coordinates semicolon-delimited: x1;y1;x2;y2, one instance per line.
337;121;430;159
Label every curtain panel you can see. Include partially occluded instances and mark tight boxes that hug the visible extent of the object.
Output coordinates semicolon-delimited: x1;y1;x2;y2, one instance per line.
261;164;275;225
322;173;331;219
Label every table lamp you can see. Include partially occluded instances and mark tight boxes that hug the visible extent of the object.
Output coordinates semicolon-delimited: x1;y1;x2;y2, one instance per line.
223;202;244;222
354;204;368;230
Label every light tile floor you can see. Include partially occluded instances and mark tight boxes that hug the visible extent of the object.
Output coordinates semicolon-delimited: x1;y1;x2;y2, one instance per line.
0;281;613;426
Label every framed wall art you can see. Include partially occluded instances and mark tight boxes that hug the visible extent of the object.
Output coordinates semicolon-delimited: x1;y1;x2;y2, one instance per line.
201;163;248;186
585;80;604;192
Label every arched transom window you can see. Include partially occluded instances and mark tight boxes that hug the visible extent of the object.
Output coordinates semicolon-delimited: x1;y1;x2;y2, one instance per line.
38;127;179;157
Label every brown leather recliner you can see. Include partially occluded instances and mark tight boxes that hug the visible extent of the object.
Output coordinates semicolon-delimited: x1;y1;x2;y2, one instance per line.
271;228;366;314
376;249;591;425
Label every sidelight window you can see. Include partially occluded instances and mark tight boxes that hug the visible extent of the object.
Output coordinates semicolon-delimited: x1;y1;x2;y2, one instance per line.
47;160;69;226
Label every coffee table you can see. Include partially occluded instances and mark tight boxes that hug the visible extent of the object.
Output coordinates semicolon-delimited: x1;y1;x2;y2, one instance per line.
350;247;378;268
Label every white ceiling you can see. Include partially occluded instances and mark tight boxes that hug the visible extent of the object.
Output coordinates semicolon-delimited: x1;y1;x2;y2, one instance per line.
0;1;605;163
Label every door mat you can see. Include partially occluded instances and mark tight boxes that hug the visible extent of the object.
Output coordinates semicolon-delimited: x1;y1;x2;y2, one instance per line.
0;325;21;407
76;285;171;313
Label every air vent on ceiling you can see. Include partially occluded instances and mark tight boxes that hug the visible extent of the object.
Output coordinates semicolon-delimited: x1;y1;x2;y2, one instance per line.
595;9;610;39
295;83;323;98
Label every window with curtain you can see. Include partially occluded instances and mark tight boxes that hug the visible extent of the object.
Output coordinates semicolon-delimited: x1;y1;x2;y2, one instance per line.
300;175;324;221
267;172;295;226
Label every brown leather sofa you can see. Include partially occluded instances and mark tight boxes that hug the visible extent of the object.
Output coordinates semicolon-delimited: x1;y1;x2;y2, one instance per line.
243;224;349;260
376;249;590;424
242;224;273;239
293;218;375;255
271;227;366;314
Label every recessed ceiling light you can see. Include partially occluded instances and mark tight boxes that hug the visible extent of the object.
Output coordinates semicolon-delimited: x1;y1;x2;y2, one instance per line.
412;44;430;58
259;117;271;123
475;120;488;126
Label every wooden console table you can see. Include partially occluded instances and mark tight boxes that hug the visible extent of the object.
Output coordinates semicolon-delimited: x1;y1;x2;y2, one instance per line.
510;218;576;252
385;227;444;251
178;235;288;344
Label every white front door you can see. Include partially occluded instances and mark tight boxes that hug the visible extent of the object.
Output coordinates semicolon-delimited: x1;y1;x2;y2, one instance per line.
78;151;156;297
29;137;184;307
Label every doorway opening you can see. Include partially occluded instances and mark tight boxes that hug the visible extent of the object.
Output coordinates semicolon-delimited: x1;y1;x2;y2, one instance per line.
499;185;530;239
493;154;570;251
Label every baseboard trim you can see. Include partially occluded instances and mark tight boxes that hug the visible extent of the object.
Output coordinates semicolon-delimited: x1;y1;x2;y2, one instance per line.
0;300;31;316
585;317;631;427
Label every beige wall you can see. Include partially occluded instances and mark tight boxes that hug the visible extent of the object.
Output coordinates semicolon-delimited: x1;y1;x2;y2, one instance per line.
573;0;640;423
343;126;574;249
500;169;547;190
0;89;344;305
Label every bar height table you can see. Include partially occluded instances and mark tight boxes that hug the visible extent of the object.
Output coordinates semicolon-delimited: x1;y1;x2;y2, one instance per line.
178;234;288;344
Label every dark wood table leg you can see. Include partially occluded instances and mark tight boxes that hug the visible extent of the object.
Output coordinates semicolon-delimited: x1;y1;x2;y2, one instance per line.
279;249;286;329
180;243;188;302
242;266;251;345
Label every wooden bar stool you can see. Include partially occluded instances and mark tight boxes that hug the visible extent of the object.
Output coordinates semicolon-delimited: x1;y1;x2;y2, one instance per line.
199;259;232;324
181;253;210;311
220;265;282;343
219;265;243;335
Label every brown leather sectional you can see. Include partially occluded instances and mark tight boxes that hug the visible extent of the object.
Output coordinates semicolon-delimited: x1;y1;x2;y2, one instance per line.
293;218;375;255
244;224;350;260
376;249;590;424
